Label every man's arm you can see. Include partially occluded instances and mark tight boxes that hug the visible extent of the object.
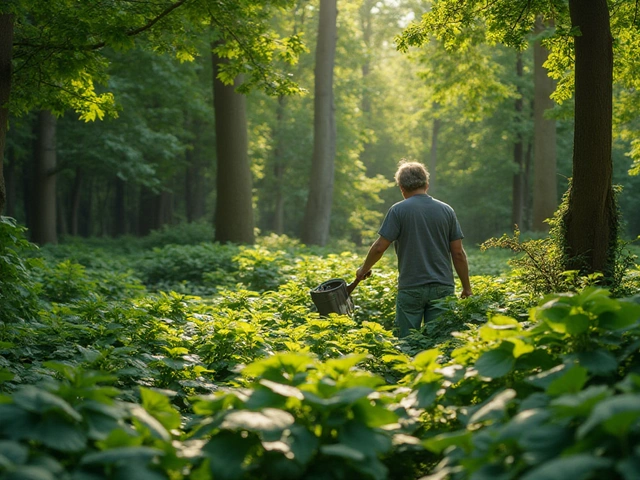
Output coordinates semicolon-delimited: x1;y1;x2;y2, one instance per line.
450;239;472;298
356;235;392;280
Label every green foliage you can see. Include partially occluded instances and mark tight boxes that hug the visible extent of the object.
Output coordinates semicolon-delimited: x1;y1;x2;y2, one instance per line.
1;230;640;478
141;221;216;249
0;217;41;325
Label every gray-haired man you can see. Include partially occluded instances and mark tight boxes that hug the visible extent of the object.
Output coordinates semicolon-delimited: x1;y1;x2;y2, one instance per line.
356;160;472;337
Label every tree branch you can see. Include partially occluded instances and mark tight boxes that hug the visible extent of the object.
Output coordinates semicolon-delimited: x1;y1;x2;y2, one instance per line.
14;0;189;52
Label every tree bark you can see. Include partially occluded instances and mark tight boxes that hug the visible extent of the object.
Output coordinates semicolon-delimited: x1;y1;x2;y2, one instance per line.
532;17;558;232
512;53;525;229
301;0;338;246
272;95;287;234
5;144;15;217
212;50;255;244
0;14;14;215
429;110;440;193
564;0;615;274
114;175;126;236
70;167;83;236
185;117;207;223
31;111;57;245
138;186;158;236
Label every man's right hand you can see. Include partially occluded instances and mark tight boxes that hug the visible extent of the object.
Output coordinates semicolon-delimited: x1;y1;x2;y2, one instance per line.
356;267;372;281
460;288;472;298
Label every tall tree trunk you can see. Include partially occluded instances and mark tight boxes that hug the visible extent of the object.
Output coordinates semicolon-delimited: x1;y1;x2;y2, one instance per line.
5;144;15;217
212;50;255;244
564;0;615;274
271;95;287;234
31;111;57;245
0;14;14;215
512;53;525;229
532;17;558;232
78;176;92;237
185;117;207;223
70;167;83;236
114;175;126;236
301;0;338;246
359;0;374;168
428;110;440;193
138;186;158;236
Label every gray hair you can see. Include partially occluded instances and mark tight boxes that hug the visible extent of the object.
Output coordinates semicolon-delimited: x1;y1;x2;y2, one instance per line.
394;160;429;191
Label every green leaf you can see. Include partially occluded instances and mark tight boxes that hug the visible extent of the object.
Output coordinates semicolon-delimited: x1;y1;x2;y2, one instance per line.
303;387;374;407
12;386;82;422
577;394;640;438
597;302;640;331
1;465;57;480
320;443;366;461
577;349;618;375
81;446;165;465
139;387;181;431
546;365;588;396
423;429;472;454
204;431;259;480
475;344;515;379
352;399;397;428
0;440;28;465
520;454;612;480
550;385;612;418
526;364;567;390
468;389;517;425
130;405;170;442
36;416;87;452
257;379;304;400
340;421;392;456
219;408;295;434
617;455;640;480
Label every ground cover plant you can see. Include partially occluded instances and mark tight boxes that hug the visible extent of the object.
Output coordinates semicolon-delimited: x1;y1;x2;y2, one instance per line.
1;220;640;479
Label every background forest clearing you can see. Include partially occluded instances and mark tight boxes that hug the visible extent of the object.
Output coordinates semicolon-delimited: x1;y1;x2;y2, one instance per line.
2;218;640;479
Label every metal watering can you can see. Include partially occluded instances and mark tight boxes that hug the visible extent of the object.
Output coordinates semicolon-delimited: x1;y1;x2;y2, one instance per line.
309;273;370;317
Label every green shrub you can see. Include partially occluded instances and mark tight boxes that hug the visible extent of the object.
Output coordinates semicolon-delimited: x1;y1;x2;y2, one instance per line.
141;220;215;249
0;217;41;325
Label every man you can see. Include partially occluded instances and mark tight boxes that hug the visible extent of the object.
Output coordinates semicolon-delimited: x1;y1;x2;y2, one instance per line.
356;160;472;337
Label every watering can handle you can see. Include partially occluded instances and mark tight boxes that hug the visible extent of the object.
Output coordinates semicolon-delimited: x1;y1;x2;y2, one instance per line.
346;271;371;296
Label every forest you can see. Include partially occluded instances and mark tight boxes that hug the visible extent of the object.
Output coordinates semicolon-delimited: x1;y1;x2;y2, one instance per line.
1;0;640;479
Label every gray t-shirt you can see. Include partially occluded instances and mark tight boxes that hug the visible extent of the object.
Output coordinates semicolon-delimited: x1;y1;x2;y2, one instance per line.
378;194;464;289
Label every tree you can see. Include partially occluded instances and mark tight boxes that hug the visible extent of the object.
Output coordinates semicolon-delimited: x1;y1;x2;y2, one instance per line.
1;0;304;221
301;0;338;246
212;52;255;244
0;14;14;214
532;17;558;232
399;0;627;276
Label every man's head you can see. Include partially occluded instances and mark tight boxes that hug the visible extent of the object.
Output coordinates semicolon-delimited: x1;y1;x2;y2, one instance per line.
394;160;429;194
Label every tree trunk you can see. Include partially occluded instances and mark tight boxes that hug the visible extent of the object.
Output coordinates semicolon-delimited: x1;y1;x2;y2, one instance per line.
272;95;287;234
359;0;374;168
301;0;338;246
564;0;615;274
429;110;440;193
138;186;159;236
114;175;126;236
69;167;83;236
212;50;255;244
5;144;15;217
532;17;558;232
31;111;57;245
0;14;14;215
512;53;525;229
185;117;207;223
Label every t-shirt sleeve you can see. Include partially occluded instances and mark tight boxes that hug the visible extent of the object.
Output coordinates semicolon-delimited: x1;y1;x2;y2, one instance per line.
378;207;400;242
449;209;464;241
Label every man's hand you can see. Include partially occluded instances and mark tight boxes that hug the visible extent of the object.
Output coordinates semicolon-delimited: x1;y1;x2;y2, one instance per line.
460;288;473;298
356;267;372;281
